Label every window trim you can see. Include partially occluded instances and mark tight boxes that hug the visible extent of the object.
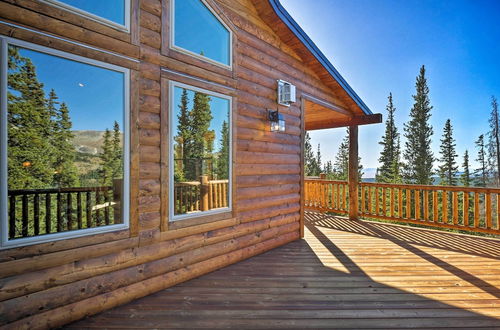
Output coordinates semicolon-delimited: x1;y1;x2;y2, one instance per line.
168;80;233;222
38;0;131;33
170;0;233;70
0;36;130;249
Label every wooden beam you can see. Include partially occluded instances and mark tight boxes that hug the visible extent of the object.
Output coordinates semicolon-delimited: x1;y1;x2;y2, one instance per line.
348;125;359;221
306;113;382;131
302;95;352;118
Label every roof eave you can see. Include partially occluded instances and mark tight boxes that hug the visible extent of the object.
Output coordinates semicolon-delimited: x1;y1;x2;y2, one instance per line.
268;0;373;115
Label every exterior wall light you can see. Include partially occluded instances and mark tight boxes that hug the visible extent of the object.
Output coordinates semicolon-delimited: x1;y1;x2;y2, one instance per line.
268;109;285;132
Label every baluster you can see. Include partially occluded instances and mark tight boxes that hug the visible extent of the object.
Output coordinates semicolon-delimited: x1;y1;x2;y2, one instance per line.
86;191;92;228
9;195;16;239
433;191;438;222
398;188;403;218
95;190;101;226
463;192;469;227
77;192;82;229
382;187;387;216
406;189;411;219
497;194;500;230
104;189;110;225
46;193;51;234
56;193;63;232
415;190;420;220
474;192;480;228
423;190;429;221
67;193;73;230
361;186;365;214
390;187;395;218
22;194;28;237
442;191;448;224
34;193;40;235
486;192;492;229
453;191;459;225
375;187;380;215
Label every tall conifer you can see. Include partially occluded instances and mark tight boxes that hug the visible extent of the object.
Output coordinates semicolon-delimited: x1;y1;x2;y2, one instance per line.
216;121;230;180
474;135;488;187
438;119;458;186
377;93;400;182
403;65;434;184
461;150;471;187
487;96;500;186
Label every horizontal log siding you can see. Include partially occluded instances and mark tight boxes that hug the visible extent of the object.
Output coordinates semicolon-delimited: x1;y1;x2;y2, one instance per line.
0;0;339;327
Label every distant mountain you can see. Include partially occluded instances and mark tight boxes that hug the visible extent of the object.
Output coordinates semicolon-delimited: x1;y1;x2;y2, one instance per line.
363;168;377;179
71;130;122;155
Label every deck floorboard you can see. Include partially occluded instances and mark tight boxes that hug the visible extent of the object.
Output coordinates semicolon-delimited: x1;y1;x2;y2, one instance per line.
67;212;500;329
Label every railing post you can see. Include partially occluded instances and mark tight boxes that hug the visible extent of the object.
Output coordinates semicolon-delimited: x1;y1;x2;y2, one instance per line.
200;175;209;211
348;125;359;220
319;173;326;180
113;179;122;224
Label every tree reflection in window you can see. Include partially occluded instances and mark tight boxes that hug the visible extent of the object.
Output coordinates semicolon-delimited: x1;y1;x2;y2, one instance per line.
172;85;230;216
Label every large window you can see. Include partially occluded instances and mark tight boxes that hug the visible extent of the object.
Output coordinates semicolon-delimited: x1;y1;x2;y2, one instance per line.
171;0;232;68
0;37;130;248
169;82;231;221
39;0;130;31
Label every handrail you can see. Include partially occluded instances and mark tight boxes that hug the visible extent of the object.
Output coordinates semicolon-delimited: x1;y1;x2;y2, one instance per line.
304;179;500;235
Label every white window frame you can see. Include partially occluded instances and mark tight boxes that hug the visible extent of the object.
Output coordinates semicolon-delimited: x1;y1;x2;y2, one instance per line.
169;81;232;222
170;0;233;70
38;0;131;32
0;36;130;249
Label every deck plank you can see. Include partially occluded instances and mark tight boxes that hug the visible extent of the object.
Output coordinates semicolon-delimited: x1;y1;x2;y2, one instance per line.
67;212;500;329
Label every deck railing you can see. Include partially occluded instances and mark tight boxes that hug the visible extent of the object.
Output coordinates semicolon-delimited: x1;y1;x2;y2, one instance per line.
305;179;500;235
8;186;118;240
174;178;229;215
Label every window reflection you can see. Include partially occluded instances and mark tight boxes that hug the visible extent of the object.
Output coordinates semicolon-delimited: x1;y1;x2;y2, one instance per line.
173;0;231;66
172;85;231;216
6;44;126;241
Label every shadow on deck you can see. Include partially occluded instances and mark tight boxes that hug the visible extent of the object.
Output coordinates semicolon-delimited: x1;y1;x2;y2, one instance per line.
68;212;500;329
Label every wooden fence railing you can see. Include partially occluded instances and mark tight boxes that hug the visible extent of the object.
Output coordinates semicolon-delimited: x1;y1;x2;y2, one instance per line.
174;178;229;215
305;179;500;235
8;186;117;240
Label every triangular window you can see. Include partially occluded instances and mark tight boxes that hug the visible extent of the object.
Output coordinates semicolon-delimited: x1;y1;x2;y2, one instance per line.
172;0;232;68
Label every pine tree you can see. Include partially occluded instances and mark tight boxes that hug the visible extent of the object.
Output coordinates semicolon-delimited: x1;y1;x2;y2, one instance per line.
403;65;434;184
7;46;55;189
332;129;363;180
474;134;488;187
185;91;212;180
52;102;78;187
304;132;317;176
461;150;471;187
487;96;500;186
323;160;333;179
216;121;230;180
314;144;322;175
377;93;400;183
176;88;191;176
99;129;114;186
111;121;122;180
438;119;458;186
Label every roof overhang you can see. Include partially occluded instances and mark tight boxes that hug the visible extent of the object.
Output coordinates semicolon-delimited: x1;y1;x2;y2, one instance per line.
253;0;383;130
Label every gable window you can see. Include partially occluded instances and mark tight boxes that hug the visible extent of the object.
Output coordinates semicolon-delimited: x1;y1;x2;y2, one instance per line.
0;37;130;249
39;0;130;31
169;82;232;221
171;0;232;68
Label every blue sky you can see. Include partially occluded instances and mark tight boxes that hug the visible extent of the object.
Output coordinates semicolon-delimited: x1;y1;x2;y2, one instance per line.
58;0;125;24
12;46;125;132
282;0;500;175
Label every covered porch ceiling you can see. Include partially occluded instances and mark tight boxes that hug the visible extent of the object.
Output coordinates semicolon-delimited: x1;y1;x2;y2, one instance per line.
304;98;382;131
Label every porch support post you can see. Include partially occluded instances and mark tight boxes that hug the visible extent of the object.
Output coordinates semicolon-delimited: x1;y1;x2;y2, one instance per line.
348;125;359;220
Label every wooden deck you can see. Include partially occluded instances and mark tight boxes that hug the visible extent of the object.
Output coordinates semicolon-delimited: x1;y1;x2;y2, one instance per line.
68;212;500;329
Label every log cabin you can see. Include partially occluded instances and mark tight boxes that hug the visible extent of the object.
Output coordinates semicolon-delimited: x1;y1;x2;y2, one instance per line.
0;0;382;328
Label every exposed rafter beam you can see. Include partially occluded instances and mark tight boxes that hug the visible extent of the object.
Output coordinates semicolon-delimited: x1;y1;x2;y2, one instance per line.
306;113;382;131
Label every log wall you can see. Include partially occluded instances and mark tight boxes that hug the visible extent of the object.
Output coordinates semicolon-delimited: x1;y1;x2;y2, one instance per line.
0;0;343;327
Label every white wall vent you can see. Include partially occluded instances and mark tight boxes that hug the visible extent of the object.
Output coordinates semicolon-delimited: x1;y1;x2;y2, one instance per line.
277;80;296;106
